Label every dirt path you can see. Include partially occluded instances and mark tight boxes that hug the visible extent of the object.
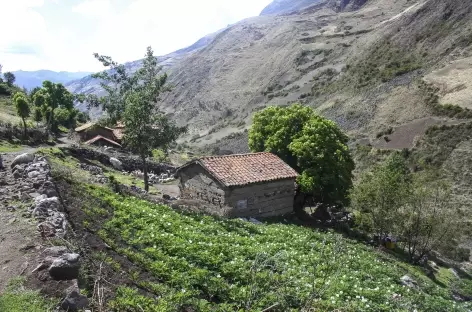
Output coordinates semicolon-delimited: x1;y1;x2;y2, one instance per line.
0;152;42;292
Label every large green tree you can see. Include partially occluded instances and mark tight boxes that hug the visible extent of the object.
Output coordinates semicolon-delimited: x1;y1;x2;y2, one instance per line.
13;92;31;139
92;46;186;191
249;104;354;216
33;81;74;132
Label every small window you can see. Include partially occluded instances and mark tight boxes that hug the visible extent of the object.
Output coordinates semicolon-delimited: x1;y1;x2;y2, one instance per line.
236;199;248;210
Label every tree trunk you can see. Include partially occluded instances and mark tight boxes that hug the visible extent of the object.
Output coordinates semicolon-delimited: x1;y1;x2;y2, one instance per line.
22;117;27;141
142;155;149;192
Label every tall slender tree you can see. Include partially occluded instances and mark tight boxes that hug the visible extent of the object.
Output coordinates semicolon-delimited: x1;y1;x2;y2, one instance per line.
91;47;186;191
13;92;31;140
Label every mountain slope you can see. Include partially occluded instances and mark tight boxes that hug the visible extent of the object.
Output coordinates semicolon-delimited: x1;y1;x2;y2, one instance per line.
12;70;92;90
260;0;323;15
68;0;472;148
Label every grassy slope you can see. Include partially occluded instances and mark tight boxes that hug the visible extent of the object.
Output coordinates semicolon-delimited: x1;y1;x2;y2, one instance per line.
0;277;54;312
44;148;472;312
0;95;20;123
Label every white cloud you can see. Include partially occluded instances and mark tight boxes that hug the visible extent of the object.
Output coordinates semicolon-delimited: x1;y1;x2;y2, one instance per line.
72;0;111;18
1;0;273;72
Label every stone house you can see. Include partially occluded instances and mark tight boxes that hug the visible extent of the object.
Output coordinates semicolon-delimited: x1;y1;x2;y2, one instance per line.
175;152;298;217
74;123;121;148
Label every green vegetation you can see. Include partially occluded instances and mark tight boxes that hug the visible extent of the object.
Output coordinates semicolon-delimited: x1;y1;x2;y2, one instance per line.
0;277;54;312
347;41;422;87
315;41;422;95
295;49;333;67
418;81;472;119
351;153;467;264
0;140;22;152
413;122;472;168
32;80;77;132
249;104;354;213
61;181;471;311
13;92;31;139
90;46;186;191
3;71;16;86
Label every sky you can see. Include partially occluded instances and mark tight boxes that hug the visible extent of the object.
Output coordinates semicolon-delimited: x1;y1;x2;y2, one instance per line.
0;0;272;72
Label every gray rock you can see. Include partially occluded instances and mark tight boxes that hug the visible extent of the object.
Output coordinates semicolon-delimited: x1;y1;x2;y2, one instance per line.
13;170;22;179
11;153;35;168
33;197;61;217
249;218;263;225
48;253;80;280
400;275;418;289
110;157;123;170
38;181;58;197
27;171;40;179
42;246;69;257
60;290;89;311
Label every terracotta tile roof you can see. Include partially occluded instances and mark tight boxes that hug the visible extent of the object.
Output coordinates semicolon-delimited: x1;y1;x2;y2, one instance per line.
179;152;298;187
84;135;122;148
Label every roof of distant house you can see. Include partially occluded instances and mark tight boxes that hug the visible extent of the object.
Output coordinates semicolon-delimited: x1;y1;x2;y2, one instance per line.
84;135;122;148
177;152;298;187
74;122;95;132
75;122;114;133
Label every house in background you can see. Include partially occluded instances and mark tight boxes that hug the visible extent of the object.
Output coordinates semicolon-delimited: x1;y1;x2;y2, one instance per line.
84;135;122;148
175;152;298;217
74;123;122;148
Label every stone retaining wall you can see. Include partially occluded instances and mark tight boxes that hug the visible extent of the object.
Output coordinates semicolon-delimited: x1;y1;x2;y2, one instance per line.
61;146;176;174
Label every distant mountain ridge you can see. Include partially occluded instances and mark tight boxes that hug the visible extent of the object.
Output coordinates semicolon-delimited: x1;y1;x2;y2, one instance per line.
259;0;323;15
12;70;93;90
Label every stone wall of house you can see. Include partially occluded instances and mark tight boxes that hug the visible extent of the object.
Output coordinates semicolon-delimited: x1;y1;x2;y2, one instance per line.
225;179;295;217
62;147;175;174
177;164;296;217
177;164;226;207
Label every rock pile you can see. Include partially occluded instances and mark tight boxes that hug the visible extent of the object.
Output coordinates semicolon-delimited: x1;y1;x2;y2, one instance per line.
5;154;69;238
33;246;88;311
77;162;109;184
78;163;103;175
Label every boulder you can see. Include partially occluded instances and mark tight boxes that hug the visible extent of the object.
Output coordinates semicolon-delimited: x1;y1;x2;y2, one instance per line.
11;153;35;168
110;157;123;170
48;253;80;280
27;171;40;179
60;290;89;311
400;275;418;289
33;197;61;217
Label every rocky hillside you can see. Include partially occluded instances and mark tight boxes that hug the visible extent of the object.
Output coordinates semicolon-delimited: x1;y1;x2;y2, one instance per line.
67;0;472;148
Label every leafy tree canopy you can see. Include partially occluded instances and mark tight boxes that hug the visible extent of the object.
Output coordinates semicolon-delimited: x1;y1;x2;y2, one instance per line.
91;46;186;191
249;104;354;207
3;72;15;86
13;92;31;139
